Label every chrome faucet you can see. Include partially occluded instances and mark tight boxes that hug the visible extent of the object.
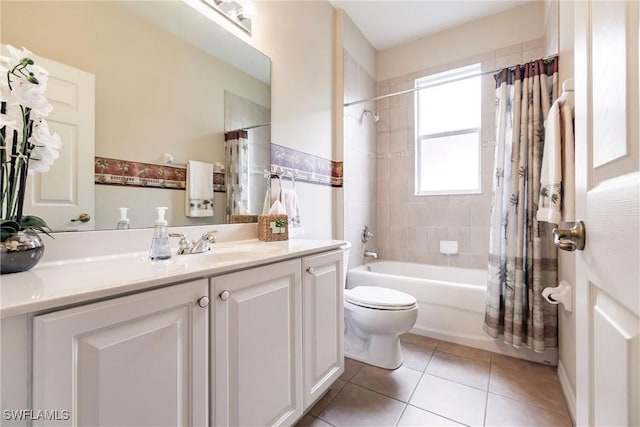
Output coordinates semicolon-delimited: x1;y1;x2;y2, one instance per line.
363;250;378;259
169;230;218;255
192;230;218;253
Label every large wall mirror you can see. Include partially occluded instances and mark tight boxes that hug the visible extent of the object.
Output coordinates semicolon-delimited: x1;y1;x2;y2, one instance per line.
1;0;271;231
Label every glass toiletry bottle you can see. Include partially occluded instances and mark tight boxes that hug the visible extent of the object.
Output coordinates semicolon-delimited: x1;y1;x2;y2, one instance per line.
149;207;171;260
117;207;130;230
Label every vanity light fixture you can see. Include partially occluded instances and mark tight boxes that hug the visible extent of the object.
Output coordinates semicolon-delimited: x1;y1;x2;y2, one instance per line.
202;0;255;34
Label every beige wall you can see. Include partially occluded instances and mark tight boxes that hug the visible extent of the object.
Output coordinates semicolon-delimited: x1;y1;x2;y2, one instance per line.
253;1;334;160
376;1;545;81
251;1;337;239
342;13;377;81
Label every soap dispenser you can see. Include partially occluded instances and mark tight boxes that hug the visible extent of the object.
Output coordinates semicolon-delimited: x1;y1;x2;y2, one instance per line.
149;207;171;260
117;207;130;230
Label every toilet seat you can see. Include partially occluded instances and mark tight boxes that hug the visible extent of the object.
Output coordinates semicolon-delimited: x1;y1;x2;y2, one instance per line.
345;286;417;310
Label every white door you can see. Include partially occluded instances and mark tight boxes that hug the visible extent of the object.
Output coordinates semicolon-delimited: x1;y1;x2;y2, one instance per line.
32;280;209;427
574;1;640;425
302;250;344;408
212;259;302;427
24;54;95;231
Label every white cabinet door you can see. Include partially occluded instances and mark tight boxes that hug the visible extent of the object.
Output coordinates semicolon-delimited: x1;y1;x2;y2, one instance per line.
302;250;344;408
32;280;209;427
212;259;302;427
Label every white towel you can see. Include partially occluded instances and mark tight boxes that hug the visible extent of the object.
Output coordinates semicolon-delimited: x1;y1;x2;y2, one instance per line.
262;189;271;215
560;95;575;222
262;178;304;237
537;94;575;224
282;188;304;237
186;160;214;217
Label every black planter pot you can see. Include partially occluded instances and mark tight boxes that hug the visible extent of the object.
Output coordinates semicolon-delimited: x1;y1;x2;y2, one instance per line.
0;231;45;274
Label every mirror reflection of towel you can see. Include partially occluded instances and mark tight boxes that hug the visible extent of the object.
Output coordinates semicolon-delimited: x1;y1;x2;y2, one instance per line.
186;160;214;217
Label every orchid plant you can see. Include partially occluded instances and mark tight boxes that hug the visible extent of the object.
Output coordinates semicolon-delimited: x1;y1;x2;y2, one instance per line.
0;45;60;241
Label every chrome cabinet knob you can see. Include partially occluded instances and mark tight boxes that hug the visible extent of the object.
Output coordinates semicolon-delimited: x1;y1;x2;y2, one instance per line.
306;267;314;274
197;296;210;308
552;221;586;251
219;290;230;301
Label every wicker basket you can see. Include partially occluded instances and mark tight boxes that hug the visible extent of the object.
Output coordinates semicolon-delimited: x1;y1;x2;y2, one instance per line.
258;214;288;241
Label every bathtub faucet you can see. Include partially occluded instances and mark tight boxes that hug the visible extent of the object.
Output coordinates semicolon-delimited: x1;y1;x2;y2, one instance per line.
364;250;378;259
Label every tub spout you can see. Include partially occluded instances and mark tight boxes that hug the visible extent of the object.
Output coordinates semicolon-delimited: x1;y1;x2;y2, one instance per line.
364;250;378;259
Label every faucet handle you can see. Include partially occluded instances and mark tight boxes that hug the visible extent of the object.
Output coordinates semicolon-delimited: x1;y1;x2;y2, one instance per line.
201;230;218;243
168;232;193;254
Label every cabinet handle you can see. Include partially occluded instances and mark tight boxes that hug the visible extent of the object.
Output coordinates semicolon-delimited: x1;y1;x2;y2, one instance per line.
197;296;210;308
306;267;314;274
219;290;230;301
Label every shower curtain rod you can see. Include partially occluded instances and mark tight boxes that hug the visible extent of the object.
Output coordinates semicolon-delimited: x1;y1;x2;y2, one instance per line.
343;54;559;108
242;123;271;130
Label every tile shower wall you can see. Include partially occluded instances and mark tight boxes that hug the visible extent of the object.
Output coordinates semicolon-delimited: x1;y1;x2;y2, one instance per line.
344;51;377;269
376;39;544;269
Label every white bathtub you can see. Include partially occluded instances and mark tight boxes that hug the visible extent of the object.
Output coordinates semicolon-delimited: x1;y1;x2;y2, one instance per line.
347;261;557;365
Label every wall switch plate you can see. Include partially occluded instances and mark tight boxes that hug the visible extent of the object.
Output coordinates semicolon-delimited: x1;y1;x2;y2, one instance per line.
440;240;459;255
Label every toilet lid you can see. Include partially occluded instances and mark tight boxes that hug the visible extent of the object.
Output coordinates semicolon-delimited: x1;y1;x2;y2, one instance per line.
345;286;417;310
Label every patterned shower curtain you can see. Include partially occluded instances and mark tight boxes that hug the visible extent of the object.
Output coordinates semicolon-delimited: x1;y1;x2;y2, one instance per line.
484;57;559;352
225;130;249;222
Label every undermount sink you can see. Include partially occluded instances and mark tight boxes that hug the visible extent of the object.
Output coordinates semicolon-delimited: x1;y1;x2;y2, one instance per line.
171;242;286;266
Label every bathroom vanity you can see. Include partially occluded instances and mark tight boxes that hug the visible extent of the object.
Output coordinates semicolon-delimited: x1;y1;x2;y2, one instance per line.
0;237;346;426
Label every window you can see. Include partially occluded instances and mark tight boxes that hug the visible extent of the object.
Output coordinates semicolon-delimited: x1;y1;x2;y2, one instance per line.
415;64;481;195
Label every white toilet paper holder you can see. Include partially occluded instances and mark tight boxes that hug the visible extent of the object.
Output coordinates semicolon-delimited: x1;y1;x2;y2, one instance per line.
542;280;572;312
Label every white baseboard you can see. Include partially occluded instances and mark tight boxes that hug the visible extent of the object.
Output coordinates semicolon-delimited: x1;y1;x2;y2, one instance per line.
557;360;576;425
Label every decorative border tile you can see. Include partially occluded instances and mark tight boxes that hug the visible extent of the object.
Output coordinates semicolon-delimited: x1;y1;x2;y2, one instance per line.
270;143;343;187
95;145;344;192
94;157;225;192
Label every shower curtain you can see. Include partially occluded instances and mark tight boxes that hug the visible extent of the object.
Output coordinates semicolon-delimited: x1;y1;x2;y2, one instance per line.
225;130;249;222
484;57;559;352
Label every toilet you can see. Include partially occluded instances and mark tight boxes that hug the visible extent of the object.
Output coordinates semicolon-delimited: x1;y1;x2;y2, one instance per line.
342;248;418;369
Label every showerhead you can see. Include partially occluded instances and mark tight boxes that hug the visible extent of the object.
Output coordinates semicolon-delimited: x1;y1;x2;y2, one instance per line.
361;109;379;122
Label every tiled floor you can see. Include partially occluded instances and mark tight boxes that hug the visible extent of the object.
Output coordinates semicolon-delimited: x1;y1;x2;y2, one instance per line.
296;334;572;427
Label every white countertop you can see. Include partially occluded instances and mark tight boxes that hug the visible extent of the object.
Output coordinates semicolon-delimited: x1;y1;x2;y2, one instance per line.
0;239;346;318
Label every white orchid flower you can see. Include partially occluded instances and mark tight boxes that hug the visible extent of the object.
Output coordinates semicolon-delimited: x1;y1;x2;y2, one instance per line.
29;146;60;174
1;45;51;116
1;44;61;229
29;133;61;174
28;118;61;150
0;45;29;71
3;45;33;65
1;46;48;86
8;84;52;116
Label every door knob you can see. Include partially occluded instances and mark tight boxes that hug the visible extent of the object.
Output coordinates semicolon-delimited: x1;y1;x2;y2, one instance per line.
219;290;230;301
197;296;210;308
552;221;586;251
70;213;91;223
306;267;314;274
